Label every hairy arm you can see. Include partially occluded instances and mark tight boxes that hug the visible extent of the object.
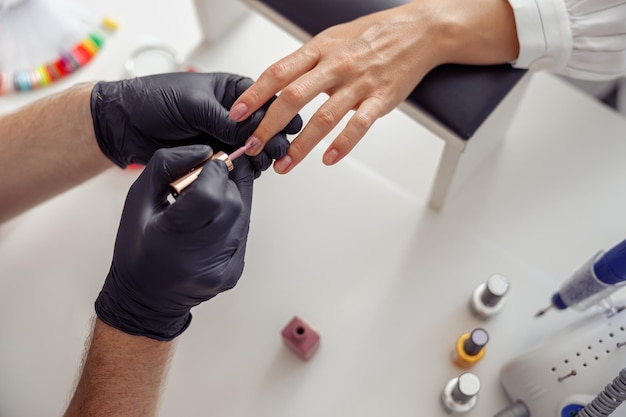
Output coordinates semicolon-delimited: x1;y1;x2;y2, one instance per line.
64;318;175;417
0;83;113;224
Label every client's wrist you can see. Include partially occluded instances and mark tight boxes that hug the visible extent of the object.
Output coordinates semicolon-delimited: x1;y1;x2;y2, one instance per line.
412;0;520;66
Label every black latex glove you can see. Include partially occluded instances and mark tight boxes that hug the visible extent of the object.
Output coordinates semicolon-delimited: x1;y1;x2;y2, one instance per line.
91;72;303;174
95;144;255;341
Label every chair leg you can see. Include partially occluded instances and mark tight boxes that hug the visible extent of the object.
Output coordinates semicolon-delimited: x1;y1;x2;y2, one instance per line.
427;139;465;210
193;0;250;44
427;72;532;210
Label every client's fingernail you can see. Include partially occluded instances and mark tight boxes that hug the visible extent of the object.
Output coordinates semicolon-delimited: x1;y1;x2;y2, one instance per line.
245;136;261;154
230;103;248;121
274;155;293;173
323;148;340;165
247;137;260;149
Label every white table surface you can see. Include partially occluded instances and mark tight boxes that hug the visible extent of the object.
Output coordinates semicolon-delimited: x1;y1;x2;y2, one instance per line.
1;1;626;416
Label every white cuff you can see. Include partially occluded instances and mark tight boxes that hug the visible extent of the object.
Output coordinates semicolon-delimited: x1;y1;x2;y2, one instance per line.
507;0;572;72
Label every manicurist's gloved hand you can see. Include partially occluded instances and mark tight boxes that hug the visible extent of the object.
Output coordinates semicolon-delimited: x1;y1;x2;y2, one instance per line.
95;144;255;341
90;72;302;173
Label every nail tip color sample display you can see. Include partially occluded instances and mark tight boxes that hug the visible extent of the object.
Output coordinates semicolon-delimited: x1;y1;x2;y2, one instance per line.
0;20;116;96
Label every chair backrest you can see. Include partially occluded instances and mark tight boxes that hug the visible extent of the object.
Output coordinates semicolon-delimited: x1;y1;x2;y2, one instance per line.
242;0;527;140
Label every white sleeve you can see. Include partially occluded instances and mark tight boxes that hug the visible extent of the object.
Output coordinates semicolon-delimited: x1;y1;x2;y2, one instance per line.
507;0;626;81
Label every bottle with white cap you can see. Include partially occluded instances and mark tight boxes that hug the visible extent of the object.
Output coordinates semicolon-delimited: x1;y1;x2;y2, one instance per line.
441;372;480;414
470;274;510;319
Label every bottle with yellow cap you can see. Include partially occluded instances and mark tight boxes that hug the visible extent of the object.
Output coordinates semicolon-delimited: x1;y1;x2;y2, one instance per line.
452;328;489;368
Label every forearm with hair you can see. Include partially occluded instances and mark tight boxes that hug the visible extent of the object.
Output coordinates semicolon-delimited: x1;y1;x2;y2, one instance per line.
0;82;113;224
64;318;175;417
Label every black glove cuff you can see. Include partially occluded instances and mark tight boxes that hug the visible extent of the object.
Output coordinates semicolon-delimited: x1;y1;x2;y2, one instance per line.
90;82;129;169
94;285;192;342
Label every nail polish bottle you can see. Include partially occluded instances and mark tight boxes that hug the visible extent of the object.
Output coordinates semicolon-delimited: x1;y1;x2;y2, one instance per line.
441;372;480;414
470;274;510;319
281;316;320;361
452;328;489;368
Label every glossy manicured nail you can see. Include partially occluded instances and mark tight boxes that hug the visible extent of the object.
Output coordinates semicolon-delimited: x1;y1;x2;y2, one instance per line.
230;103;248;121
323;148;340;165
245;136;261;154
274;155;293;173
247;137;260;149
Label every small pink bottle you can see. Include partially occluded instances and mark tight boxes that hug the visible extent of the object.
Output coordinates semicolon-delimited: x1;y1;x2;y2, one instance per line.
281;316;320;361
